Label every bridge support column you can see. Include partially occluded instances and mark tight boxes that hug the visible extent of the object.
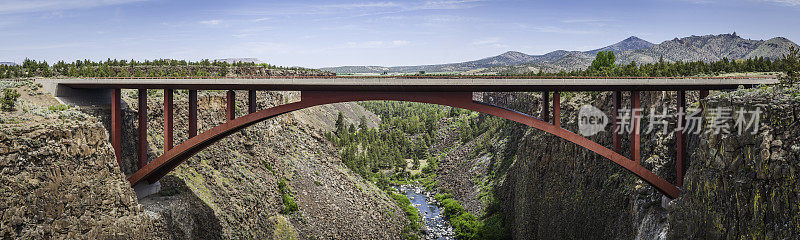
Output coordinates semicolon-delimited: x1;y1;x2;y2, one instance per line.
248;90;257;114
138;89;148;169
612;91;621;153
227;90;236;121
677;90;686;187
631;91;641;164
164;89;173;151
189;90;197;138
553;92;561;128
111;89;122;165
542;91;550;122
699;90;709;113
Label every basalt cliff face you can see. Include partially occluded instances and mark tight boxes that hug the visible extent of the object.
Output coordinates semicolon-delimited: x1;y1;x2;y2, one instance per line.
432;87;800;239
1;80;407;239
0;82;173;239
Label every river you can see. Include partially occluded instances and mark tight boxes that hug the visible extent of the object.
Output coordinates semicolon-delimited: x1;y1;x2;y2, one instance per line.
395;185;455;240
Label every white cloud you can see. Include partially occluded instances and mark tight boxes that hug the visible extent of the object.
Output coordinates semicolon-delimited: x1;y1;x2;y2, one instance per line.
531;26;597;35
472;37;507;48
754;0;800;6
199;19;222;26
418;0;485;10
392;40;411;46
472;37;499;45
252;17;271;22
325;2;400;9
0;0;149;15
343;40;412;49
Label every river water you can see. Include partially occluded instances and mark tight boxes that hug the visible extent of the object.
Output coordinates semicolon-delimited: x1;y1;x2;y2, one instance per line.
395;185;455;240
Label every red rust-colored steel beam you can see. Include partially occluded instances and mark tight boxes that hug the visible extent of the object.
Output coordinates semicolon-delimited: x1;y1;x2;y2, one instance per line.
138;89;148;169
111;89;122;165
127;91;680;198
631;91;641;164
542;91;550;122
553;92;561;128
612;91;621;153
248;90;257;114
677;90;687;187
189;90;198;138
227;90;235;121
164;89;174;151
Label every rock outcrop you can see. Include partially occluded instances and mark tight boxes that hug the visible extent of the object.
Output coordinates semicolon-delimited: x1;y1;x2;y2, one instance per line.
0;82;173;239
120;90;406;239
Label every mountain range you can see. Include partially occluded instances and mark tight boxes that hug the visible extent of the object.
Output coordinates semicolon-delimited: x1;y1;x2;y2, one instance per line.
321;34;798;74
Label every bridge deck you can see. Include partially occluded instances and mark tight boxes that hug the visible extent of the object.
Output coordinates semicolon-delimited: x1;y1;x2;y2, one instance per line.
48;77;778;91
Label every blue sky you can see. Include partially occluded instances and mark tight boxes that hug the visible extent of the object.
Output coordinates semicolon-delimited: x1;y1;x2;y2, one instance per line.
0;0;798;68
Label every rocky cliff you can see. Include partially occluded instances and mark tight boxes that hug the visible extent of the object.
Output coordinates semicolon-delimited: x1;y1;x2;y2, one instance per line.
1;80;409;239
433;87;800;239
0;81;173;239
669;86;800;239
121;89;405;239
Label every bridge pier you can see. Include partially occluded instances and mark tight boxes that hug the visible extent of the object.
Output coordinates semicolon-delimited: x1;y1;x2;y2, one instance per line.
164;89;174;151
612;91;622;153
138;89;148;169
542;91;550;122
227;90;236;121
189;90;198;137
630;91;641;164
553;92;561;128
249;90;257;114
677;91;687;187
111;89;122;165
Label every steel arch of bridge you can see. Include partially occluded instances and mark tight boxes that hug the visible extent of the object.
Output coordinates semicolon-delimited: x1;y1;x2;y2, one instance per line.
124;90;683;198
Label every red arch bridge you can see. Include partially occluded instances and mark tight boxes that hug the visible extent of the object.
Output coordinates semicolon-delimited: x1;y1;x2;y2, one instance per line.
44;76;778;199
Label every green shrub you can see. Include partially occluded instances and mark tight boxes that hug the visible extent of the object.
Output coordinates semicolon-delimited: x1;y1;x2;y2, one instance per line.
280;193;298;214
451;212;480;239
435;192;510;239
48;104;69;112
278;179;298;214
1;89;21;111
389;192;422;239
441;199;464;219
478;214;510;239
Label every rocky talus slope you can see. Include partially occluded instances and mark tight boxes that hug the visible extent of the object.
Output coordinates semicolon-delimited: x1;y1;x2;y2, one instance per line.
121;90;406;239
0;82;174;239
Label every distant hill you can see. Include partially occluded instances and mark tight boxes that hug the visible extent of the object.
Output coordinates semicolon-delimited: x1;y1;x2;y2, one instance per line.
215;58;261;64
321;34;799;74
0;62;17;66
321;36;654;74
585;36;655;55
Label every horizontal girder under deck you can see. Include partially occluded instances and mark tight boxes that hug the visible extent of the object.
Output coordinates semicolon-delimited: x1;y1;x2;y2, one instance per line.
50;77;777;92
